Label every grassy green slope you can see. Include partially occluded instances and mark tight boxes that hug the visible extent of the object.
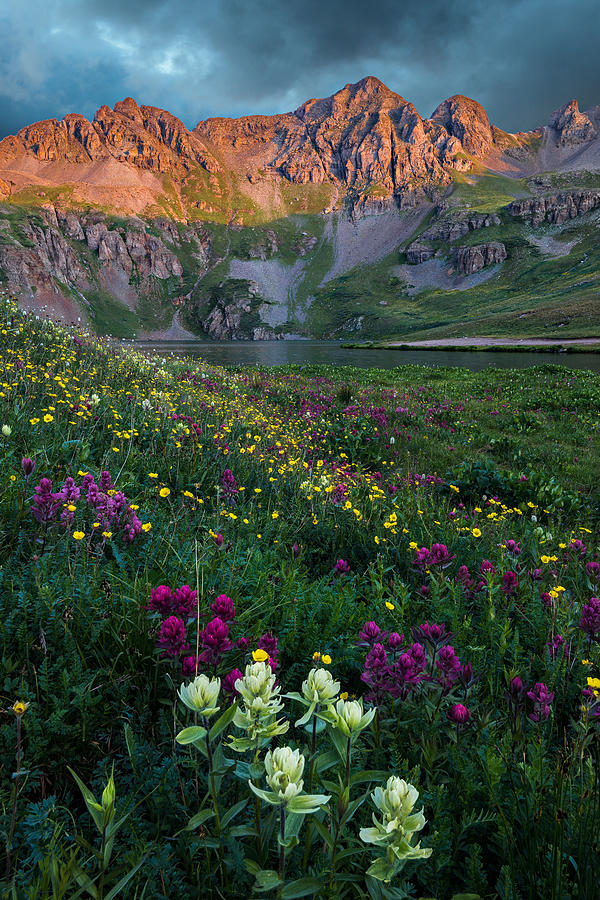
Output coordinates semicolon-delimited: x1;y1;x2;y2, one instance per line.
307;173;600;340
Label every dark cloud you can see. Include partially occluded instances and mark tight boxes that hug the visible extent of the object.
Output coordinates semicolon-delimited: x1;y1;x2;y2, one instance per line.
0;0;598;140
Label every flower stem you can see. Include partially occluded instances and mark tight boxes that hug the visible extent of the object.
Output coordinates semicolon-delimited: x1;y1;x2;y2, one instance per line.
203;717;221;835
303;714;319;868
5;717;22;880
278;804;286;897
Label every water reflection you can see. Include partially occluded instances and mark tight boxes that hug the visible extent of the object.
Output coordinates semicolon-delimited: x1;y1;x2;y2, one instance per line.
131;340;600;373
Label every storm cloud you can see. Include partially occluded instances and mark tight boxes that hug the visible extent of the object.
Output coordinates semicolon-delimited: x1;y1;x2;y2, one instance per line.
0;0;598;139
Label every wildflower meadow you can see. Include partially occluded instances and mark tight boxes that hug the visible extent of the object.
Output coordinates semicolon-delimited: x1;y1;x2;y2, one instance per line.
1;297;599;899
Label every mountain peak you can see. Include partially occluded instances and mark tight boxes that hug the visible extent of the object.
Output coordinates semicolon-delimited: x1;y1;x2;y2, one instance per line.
549;99;596;146
353;75;389;92
113;97;143;122
430;94;492;156
295;75;406;123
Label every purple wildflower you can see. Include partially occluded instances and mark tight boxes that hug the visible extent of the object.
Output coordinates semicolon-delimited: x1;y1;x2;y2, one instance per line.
501;571;519;596
580;597;600;640
173;585;198;618
22;457;36;478
181;655;202;677
258;632;279;670
413;621;452;649
547;634;569;660
148;585;175;616
435;645;462;692
447;703;471;725
199;617;233;666
359;621;383;646
210;593;235;621
334;559;350;576
527;682;554;722
157;616;189;657
586;561;600;581
388;631;404;650
222;668;244;697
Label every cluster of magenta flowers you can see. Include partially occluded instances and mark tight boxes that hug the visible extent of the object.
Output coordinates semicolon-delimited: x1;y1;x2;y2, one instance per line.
221;468;240;503
505;676;555;725
147;584;279;687
413;543;456;570
31;470;142;542
359;620;474;719
579;597;600;642
334;558;351;576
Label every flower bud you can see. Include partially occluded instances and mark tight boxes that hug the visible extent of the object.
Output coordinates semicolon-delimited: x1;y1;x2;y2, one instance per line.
21;457;36;477
265;746;305;802
333;698;375;737
302;668;340;704
178;674;221;717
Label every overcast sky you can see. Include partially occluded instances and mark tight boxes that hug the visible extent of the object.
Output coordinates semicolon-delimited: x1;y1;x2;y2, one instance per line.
0;0;598;139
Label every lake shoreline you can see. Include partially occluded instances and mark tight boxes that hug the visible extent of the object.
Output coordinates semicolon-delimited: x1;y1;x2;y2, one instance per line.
342;339;600;353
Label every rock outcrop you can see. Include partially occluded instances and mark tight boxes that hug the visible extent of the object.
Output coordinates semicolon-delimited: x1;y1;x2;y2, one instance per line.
419;211;501;243
0;208;188;304
549;101;597;147
456;242;507;274
508;189;600;225
405;243;436;264
404;210;501;262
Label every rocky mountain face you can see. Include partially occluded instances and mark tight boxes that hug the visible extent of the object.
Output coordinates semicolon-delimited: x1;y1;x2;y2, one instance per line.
0;77;599;339
549;101;597;147
0;77;539;219
508;189;600;225
456;242;507;274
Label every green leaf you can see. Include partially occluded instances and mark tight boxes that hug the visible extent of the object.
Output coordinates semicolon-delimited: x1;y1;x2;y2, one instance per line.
315;749;339;774
104;856;146;900
286;793;330;814
229;824;257;838
221;797;249;829
248;781;277;805
253;868;282;891
123;724;136;773
283;692;304;703
311;817;334;850
234;761;251;780
366;856;397;882
349;769;389;786
71;863;99;899
451;895;481;900
175;725;207;745
209;703;237;742
340;794;367;827
281;876;325;897
187;808;216;830
329;727;349;762
67;767;103;833
285;812;305;842
295;701;317;727
278;833;299;852
249;761;265;781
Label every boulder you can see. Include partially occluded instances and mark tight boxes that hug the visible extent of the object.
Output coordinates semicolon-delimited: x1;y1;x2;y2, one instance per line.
457;241;507;274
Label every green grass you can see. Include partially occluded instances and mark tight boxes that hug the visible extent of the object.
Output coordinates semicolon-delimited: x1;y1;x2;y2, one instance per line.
451;171;531;212
2;301;600;899
308;204;600;340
